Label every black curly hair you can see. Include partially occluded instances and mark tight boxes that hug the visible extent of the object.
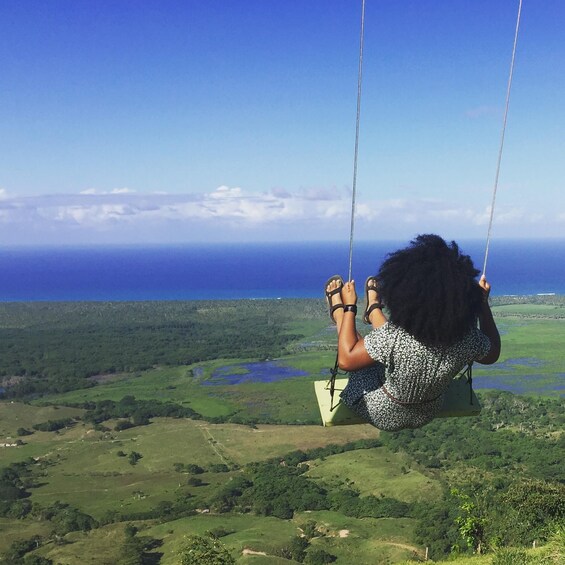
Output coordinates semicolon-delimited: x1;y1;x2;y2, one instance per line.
377;234;484;347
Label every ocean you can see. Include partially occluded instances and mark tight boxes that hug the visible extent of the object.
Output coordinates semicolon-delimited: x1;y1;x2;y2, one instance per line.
1;239;564;302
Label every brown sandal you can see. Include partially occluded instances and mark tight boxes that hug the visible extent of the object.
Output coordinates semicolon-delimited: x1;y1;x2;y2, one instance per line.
325;275;345;324
363;276;384;324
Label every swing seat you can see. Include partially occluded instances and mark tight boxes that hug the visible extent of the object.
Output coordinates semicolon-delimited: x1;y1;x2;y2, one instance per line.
314;375;481;427
437;375;481;418
314;379;367;426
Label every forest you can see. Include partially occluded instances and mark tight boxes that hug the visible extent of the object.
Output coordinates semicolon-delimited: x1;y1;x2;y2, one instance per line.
0;300;319;398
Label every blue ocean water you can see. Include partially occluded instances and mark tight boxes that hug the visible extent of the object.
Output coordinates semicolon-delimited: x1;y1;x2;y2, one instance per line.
0;240;564;302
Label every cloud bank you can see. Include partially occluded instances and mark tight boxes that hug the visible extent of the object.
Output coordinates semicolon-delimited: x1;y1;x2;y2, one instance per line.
0;186;559;244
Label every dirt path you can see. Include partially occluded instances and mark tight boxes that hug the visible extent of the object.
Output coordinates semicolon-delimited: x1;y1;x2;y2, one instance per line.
382;541;425;558
242;549;267;556
199;426;229;465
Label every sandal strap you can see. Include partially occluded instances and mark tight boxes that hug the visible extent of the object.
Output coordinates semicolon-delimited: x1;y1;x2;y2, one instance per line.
330;303;344;322
326;285;342;297
363;302;384;324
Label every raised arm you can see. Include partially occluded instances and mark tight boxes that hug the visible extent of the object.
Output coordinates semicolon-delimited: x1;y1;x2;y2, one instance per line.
336;281;376;372
476;275;501;365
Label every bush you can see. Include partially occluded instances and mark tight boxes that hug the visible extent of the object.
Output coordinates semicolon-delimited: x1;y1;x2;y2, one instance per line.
32;418;74;432
128;452;142;466
206;527;234;539
178;535;235;565
24;556;54;565
209;464;230;473
115;420;135;432
305;549;337;564
491;548;532;565
186;464;205;475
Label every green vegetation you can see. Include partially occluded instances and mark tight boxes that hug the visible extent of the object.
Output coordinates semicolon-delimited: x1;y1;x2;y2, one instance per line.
0;296;563;564
0;299;325;398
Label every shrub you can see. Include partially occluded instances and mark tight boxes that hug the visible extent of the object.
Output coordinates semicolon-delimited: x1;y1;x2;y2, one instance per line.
178;535;235;565
491;548;532;565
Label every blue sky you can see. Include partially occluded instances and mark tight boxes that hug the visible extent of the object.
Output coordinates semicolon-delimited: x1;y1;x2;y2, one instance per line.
1;0;563;245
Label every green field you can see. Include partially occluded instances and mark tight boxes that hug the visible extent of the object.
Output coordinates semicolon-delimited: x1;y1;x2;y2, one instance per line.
1;298;564;564
306;448;441;502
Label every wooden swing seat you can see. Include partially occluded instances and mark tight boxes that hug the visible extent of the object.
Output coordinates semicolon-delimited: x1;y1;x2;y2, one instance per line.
315;375;481;427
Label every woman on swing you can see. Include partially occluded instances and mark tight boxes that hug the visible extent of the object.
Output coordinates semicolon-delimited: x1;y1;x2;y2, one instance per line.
326;234;501;431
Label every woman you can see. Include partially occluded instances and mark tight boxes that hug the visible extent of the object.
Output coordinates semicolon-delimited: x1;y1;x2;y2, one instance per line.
325;234;500;431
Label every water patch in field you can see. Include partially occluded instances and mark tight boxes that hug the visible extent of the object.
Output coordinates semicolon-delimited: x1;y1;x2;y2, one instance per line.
486;357;545;371
474;374;565;396
205;361;309;385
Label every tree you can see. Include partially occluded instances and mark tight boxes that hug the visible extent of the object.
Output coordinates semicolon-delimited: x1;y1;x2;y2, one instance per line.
128;452;142;466
301;520;318;540
117;536;143;565
494;479;565;545
288;536;309;563
115;420;135;432
452;489;487;553
186;464;204;475
178;535;235;565
305;548;337;564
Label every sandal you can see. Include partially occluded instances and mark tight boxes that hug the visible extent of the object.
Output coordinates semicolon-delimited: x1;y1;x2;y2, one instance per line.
363;276;384;324
325;275;345;324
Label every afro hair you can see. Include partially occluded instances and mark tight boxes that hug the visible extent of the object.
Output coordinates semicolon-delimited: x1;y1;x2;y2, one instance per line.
377;234;484;347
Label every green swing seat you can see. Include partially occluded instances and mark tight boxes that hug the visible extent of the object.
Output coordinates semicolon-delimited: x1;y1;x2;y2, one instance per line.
315;373;481;427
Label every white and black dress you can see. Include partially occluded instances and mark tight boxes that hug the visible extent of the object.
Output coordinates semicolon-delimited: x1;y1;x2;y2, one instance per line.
340;322;491;431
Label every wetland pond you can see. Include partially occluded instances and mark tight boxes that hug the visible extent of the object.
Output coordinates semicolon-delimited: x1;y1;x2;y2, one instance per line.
474;357;565;396
204;361;310;385
473;374;565;396
202;357;564;397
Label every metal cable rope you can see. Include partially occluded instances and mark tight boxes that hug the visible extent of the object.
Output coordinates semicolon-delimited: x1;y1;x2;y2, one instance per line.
482;0;523;277
347;0;366;282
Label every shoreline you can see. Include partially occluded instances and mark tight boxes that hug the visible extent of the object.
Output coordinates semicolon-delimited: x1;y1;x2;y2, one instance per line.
0;293;564;304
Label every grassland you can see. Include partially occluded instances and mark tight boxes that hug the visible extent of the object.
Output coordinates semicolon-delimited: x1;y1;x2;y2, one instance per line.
1;297;564;564
0;417;408;563
306;448;441;502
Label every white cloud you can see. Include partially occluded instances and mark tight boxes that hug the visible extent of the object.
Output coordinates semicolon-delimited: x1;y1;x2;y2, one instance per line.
79;187;136;195
0;186;562;244
209;185;243;200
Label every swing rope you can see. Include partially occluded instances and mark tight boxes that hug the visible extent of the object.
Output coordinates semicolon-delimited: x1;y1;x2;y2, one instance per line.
346;0;523;281
328;1;523;414
347;0;366;282
482;0;523;277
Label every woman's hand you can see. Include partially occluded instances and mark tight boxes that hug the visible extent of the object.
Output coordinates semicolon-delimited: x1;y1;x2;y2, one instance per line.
479;274;491;302
477;274;501;364
342;280;358;305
